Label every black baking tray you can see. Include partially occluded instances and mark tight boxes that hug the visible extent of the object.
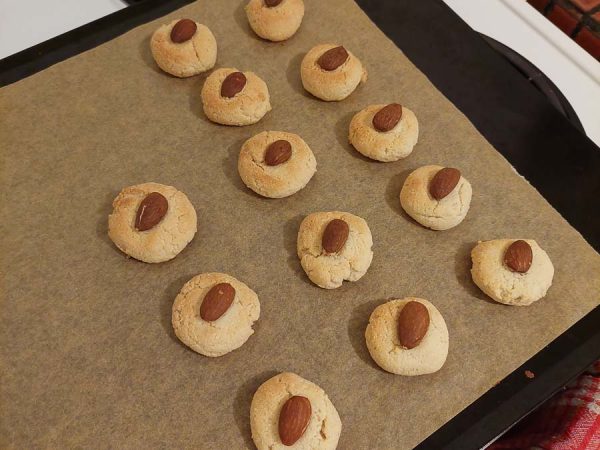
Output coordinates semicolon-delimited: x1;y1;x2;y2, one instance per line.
1;1;599;448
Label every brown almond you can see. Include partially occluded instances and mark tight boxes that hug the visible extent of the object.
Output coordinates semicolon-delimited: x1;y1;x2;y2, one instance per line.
265;0;283;6
322;219;349;254
221;72;247;98
170;19;197;43
429;167;461;200
199;283;236;322
265;140;292;166
135;192;168;231
504;240;533;273
398;301;430;349
372;103;403;132
317;46;349;71
279;396;311;446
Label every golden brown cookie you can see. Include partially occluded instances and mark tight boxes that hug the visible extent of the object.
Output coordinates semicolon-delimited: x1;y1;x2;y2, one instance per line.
246;0;305;41
201;68;271;126
301;44;367;101
108;182;197;263
400;165;472;230
172;272;260;357
250;372;342;449
150;19;217;77
471;239;554;306
349;104;419;162
238;131;317;198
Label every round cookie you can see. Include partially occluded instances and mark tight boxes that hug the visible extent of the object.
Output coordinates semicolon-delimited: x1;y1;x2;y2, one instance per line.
471;239;554;306
238;131;317;198
250;372;342;450
171;272;260;357
150;19;217;77
349;104;419;162
108;182;197;263
201;67;271;126
297;211;373;289
399;165;472;230
365;298;449;376
246;0;305;42
301;44;367;101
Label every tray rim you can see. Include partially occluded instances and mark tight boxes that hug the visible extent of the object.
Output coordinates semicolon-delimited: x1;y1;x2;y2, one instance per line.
1;1;598;449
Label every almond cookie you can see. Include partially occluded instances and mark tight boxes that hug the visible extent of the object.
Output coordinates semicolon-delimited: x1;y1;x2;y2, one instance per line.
471;239;554;306
246;0;305;42
172;272;260;357
349;103;419;162
365;298;449;376
150;19;217;77
108;182;197;263
297;212;373;289
250;372;342;449
201;67;271;126
238;131;317;198
300;44;367;101
399;165;472;230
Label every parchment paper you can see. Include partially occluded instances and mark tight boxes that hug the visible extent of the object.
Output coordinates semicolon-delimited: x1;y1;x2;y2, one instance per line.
1;0;599;448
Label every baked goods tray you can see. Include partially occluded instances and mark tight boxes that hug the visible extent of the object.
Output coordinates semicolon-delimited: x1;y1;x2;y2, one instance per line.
1;0;599;449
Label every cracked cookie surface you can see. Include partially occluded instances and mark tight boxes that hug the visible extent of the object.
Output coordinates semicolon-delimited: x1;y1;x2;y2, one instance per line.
471;239;554;306
201;67;271;126
150;19;217;77
245;0;305;42
108;182;197;263
349;104;419;162
399;165;472;230
238;131;316;198
300;44;367;101
172;272;260;357
365;298;449;375
297;211;373;289
250;372;341;450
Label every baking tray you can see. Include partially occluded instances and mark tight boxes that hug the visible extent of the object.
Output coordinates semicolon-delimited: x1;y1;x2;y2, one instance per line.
1;1;599;449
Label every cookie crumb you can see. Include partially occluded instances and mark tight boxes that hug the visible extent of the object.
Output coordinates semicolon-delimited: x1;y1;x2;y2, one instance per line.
525;370;535;379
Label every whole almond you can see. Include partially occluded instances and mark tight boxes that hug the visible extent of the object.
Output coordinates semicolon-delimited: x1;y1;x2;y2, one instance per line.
398;301;430;349
372;103;403;132
429;167;461;200
504;240;533;273
135;192;168;231
199;283;236;322
170;19;197;43
317;46;349;71
322;219;349;254
265;140;292;166
278;396;311;446
221;72;247;98
265;0;283;6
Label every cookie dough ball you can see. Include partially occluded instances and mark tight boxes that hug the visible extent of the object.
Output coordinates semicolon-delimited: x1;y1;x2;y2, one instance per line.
108;182;197;263
150;19;217;77
245;0;305;42
250;372;342;449
301;44;367;101
365;298;449;376
297;211;373;289
238;131;317;198
399;165;472;230
471;239;554;306
349;104;419;162
201;67;271;126
171;272;260;356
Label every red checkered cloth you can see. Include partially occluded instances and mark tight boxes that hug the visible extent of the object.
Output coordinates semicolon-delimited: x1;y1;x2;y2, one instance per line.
490;361;600;450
